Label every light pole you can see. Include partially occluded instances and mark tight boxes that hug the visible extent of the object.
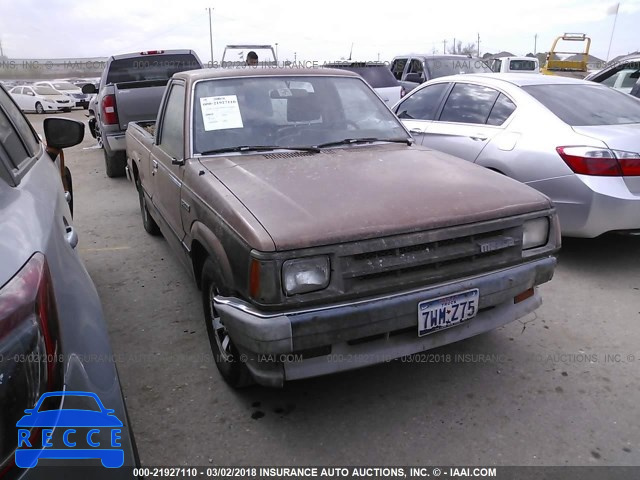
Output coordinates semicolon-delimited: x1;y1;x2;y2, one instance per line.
275;43;279;63
206;7;214;67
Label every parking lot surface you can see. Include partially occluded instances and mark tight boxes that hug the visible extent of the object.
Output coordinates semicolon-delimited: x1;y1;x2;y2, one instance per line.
28;110;640;466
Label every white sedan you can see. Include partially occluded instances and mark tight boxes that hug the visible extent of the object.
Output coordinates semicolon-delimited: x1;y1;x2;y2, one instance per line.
8;85;73;113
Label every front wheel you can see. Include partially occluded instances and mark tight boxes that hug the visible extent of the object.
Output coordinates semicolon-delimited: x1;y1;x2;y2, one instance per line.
201;258;253;388
35;102;44;114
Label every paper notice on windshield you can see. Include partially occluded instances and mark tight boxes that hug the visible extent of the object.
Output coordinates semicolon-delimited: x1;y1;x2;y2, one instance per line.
200;95;243;131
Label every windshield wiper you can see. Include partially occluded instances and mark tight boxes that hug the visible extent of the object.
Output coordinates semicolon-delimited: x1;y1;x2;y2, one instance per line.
314;137;413;148
199;145;321;155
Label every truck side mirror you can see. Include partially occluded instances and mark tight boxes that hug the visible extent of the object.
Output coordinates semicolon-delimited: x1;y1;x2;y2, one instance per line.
44;118;85;149
82;83;97;94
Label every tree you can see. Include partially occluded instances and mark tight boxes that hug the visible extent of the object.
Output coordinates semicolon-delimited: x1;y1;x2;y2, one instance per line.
482;52;493;59
448;41;476;56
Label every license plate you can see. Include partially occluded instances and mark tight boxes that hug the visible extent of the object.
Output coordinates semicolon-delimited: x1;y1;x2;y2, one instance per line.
417;289;479;337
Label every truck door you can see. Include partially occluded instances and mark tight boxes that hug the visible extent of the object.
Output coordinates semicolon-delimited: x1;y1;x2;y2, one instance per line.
149;81;187;243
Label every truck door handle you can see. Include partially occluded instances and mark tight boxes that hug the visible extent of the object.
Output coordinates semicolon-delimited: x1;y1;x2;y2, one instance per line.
65;225;78;249
469;135;488;141
409;128;424;134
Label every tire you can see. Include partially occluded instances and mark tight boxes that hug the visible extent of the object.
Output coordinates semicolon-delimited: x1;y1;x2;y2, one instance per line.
201;258;253;388
64;166;73;217
135;176;160;236
35;102;44;114
104;150;126;178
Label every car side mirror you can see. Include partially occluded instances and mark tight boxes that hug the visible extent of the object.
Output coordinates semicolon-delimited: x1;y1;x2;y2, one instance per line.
44;118;85;149
405;73;424;84
82;83;97;94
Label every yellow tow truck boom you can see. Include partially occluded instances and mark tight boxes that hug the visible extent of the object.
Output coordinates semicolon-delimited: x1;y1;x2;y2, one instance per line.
541;33;592;77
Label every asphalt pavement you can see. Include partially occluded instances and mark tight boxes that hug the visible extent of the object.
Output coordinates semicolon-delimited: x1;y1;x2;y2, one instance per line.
27;110;640;467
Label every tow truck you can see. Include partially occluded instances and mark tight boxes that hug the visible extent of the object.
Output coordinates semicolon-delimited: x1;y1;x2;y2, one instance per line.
541;33;592;78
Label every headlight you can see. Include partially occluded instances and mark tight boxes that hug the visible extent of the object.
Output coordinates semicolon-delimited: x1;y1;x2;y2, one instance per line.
522;217;549;250
282;256;330;295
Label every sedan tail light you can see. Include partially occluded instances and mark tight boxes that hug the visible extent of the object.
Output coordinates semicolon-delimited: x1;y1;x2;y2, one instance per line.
557;146;640;177
0;253;61;470
101;94;119;125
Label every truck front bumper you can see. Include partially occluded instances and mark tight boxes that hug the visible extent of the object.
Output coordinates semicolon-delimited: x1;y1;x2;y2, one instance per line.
214;256;556;387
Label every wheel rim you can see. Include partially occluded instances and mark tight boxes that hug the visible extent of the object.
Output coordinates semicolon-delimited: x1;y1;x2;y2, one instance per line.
208;285;234;362
36;103;43;114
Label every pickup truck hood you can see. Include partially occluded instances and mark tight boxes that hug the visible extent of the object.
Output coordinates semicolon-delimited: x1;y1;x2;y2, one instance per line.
200;144;551;250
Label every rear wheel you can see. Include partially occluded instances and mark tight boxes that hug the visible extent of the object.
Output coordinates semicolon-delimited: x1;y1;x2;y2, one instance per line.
201;258;253;388
104;150;126;178
35;102;44;114
135;176;160;236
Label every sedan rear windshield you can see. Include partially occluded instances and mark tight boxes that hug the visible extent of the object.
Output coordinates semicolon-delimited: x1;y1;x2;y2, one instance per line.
523;84;640;126
106;54;201;85
328;65;399;88
425;58;492;78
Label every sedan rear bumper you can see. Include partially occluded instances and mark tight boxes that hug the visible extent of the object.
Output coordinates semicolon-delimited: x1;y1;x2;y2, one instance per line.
215;256;556;386
536;175;640;237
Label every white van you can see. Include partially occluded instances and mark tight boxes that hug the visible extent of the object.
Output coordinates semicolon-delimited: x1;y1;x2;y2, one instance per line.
491;56;539;74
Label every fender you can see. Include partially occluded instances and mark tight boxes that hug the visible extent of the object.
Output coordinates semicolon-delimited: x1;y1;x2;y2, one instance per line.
190;221;234;288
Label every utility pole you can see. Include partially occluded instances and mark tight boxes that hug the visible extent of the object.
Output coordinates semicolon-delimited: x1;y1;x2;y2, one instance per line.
0;39;4;58
275;43;279;63
534;33;538;54
206;7;214;67
443;39;447;54
477;33;480;57
453;37;456;54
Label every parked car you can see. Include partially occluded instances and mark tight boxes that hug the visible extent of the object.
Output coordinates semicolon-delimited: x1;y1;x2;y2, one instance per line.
390;54;492;92
9;85;73;113
0;84;138;475
325;61;404;104
392;73;640;238
125;67;559;388
585;54;640;97
490;56;539;74
34;80;91;109
82;49;203;177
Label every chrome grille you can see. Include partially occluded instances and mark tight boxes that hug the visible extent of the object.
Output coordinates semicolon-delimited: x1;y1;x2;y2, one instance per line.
339;225;523;294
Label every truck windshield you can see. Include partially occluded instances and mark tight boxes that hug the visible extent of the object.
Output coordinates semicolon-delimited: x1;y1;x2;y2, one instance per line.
510;60;537;71
192;76;409;155
425;58;492;78
106;54;201;85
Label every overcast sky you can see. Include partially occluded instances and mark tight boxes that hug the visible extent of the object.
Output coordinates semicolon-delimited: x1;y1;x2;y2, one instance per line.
1;0;639;62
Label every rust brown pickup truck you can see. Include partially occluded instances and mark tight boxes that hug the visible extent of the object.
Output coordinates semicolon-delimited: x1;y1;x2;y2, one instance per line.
125;67;560;388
